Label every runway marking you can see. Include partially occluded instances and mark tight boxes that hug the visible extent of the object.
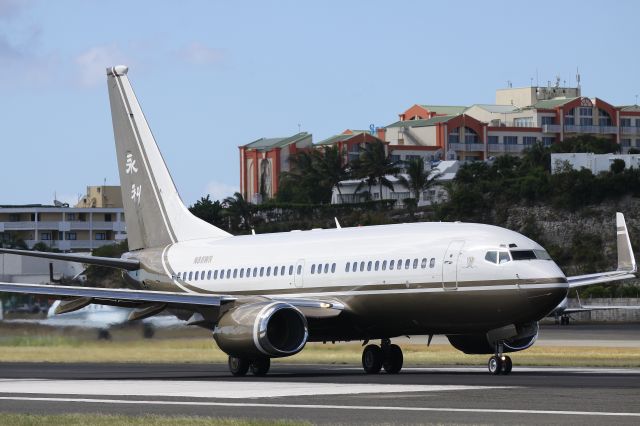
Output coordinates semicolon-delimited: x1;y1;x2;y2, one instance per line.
0;396;638;418
0;380;507;399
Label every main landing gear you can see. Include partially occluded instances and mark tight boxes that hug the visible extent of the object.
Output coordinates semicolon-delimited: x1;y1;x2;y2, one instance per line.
362;339;403;374
488;341;512;375
228;356;271;377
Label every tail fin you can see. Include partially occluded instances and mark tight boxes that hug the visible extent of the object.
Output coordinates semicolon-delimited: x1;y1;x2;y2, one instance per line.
106;65;231;250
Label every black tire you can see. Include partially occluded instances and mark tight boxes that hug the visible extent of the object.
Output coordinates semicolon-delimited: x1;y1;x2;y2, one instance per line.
362;344;383;374
382;344;403;374
97;329;112;340
143;324;155;339
250;358;271;376
502;356;513;375
488;355;503;375
228;356;250;377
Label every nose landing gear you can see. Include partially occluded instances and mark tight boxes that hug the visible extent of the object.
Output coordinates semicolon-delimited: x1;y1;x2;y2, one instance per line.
228;356;271;376
488;341;512;375
362;339;404;374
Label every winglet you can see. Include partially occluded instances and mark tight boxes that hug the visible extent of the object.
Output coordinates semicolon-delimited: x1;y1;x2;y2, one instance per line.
616;212;636;273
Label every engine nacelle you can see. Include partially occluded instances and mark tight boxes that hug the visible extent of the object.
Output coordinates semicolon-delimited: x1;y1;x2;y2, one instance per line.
213;301;308;358
447;322;539;354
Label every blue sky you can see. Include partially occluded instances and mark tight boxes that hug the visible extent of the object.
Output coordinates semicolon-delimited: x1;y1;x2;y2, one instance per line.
1;0;639;205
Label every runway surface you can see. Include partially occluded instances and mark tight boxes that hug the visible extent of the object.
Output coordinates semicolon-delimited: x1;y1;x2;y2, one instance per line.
1;362;639;425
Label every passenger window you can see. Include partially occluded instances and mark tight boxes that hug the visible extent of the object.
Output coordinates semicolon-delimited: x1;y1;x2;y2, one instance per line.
367;261;372;271
311;264;316;274
421;258;427;269
207;270;212;280
274;266;278;277
499;251;511;264
390;260;395;270
214;270;218;279
202;270;205;278
233;269;238;278
194;271;199;281
324;264;329;274
374;261;380;271
345;262;350;272
331;263;336;273
317;264;323;274
260;267;264;277
227;269;232;278
266;267;271;276
253;267;258;277
398;259;402;269
413;259;418;269
219;270;224;279
485;251;498;264
289;265;294;275
430;258;435;268
281;266;286;275
352;262;357;272
360;261;365;272
297;265;302;274
405;259;411;269
382;260;387;270
240;269;244;278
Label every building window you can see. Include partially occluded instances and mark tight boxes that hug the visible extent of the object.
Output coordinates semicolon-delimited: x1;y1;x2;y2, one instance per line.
579;107;593;116
488;136;499;144
66;213;76;221
621;118;632;127
564;109;575;125
542;137;555;147
95;232;106;240
464;127;478;143
504;136;518;145
541;116;555;125
621;139;632;147
514;117;533;127
579;117;593;126
104;213;112;222
523;136;536;146
448;130;459;144
41;232;51;241
65;232;77;240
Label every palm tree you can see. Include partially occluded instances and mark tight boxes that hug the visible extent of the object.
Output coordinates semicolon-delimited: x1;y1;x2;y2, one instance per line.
223;192;254;231
314;145;349;202
353;140;400;200
397;157;442;203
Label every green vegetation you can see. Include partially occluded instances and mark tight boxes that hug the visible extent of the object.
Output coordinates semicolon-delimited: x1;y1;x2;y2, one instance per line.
0;414;309;426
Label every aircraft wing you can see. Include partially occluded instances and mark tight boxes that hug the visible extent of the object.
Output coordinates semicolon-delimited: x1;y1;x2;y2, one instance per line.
0;248;139;271
567;213;637;288
0;282;345;319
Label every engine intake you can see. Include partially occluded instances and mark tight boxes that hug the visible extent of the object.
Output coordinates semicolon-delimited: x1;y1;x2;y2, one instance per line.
447;322;538;354
213;301;308;358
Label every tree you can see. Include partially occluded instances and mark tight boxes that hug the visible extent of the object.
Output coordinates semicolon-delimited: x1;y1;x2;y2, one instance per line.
352;140;400;200
314;145;350;202
610;159;626;174
223;192;254;231
189;195;225;227
396;157;441;202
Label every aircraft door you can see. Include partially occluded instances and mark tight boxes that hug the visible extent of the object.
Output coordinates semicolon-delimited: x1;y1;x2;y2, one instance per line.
293;259;305;288
442;240;465;290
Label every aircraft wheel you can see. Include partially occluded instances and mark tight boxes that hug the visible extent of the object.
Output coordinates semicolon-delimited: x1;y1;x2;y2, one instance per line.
382;344;403;374
97;329;112;340
250;358;271;376
488;355;503;375
143;324;155;339
228;356;250;377
501;356;513;375
362;344;383;374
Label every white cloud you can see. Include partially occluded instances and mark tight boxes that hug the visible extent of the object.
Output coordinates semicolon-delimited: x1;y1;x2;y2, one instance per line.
179;42;225;65
75;45;129;87
205;180;237;201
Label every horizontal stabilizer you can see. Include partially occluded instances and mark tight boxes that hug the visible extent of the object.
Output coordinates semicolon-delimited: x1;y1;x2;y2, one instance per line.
0;248;140;271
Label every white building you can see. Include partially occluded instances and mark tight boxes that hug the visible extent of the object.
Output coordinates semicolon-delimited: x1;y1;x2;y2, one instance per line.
331;161;459;207
550;153;640;174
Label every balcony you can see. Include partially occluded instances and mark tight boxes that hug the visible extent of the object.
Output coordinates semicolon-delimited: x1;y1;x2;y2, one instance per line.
622;126;640;135
564;125;618;134
487;144;526;153
449;143;485;152
542;124;561;133
0;220;124;232
24;239;119;251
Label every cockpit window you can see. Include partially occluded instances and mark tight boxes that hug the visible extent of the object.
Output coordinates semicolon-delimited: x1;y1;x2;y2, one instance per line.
534;249;552;260
498;251;511;264
484;251;498;264
510;250;537;260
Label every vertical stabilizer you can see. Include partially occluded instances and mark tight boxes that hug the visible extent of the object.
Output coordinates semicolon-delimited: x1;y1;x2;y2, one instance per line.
107;65;231;250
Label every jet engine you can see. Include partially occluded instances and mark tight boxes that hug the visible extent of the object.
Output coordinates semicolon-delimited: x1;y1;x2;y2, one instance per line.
447;322;538;354
213;301;308;358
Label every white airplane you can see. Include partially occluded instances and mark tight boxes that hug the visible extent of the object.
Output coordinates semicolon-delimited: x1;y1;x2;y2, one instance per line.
0;65;636;376
4;300;186;339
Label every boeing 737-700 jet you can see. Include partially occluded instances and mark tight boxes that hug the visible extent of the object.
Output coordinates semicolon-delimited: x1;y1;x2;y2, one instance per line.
0;66;636;376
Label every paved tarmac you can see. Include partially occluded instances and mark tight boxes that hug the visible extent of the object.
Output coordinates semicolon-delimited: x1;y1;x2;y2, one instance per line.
0;362;639;425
